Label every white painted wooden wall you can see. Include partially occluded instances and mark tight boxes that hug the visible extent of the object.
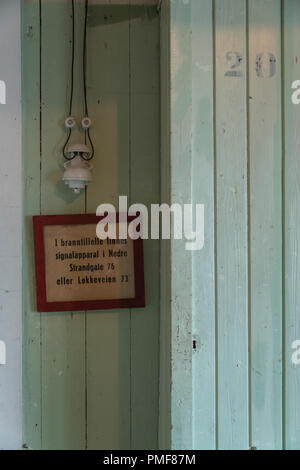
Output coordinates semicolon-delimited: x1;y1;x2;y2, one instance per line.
0;0;22;450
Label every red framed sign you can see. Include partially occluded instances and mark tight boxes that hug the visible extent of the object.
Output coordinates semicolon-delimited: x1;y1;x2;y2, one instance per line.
33;214;145;312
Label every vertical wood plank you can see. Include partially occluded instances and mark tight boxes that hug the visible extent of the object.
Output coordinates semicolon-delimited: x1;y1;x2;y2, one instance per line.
249;0;283;450
159;0;171;450
215;0;249;449
190;0;216;450
169;0;193;449
284;0;300;451
0;0;22;450
86;2;131;450
130;3;160;449
22;0;42;450
40;0;86;449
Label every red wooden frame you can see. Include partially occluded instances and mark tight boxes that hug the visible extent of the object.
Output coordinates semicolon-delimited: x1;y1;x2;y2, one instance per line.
33;213;145;312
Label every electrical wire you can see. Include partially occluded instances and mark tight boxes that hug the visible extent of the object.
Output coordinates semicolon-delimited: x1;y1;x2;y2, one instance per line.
69;0;75;117
63;0;75;160
83;0;88;117
82;0;94;161
85;128;95;161
63;0;94;161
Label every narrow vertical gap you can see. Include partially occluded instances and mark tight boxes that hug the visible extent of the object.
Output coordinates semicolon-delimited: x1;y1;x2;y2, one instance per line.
167;5;171;450
129;0;132;451
280;0;286;450
84;198;88;446
85;305;88;450
157;5;162;450
212;0;218;451
85;186;88;449
190;3;193;450
84;0;88;449
85;193;88;449
39;0;43;450
39;0;42;217
246;0;252;450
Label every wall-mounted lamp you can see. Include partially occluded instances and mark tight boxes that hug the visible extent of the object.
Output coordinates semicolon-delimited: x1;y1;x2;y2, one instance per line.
63;144;93;194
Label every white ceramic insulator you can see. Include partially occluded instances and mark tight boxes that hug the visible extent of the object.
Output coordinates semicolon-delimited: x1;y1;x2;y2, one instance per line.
65;116;76;129
81;117;92;129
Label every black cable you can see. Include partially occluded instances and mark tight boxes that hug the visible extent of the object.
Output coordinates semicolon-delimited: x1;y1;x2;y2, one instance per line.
82;0;95;161
62;128;72;159
69;0;75;116
83;0;88;117
85;128;95;161
63;0;94;161
63;0;75;160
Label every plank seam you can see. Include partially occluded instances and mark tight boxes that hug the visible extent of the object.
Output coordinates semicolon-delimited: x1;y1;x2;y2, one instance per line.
129;0;133;450
84;2;88;449
39;0;43;449
212;0;218;451
245;0;252;451
280;0;286;451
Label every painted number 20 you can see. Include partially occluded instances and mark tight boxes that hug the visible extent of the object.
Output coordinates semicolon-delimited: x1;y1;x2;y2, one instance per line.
225;52;276;78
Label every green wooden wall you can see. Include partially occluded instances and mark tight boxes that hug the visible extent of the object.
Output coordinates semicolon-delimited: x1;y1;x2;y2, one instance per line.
167;0;300;450
22;0;300;451
22;0;160;450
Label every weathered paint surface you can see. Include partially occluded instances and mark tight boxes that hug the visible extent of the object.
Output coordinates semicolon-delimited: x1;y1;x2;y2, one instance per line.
159;0;171;450
0;0;22;450
166;0;300;450
284;0;300;451
22;0;160;449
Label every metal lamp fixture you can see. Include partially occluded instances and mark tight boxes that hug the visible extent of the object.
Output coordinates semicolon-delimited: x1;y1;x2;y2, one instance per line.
63;144;93;194
62;0;94;193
